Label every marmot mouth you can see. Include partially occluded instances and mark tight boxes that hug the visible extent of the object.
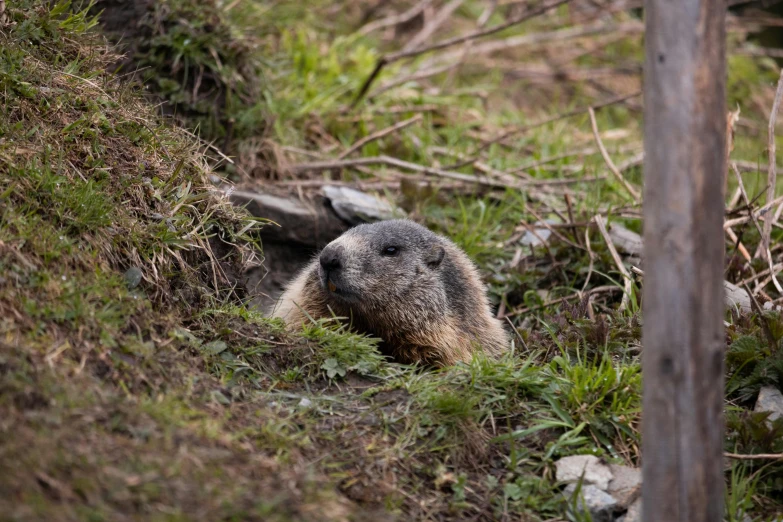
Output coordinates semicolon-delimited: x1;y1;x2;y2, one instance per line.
321;276;359;303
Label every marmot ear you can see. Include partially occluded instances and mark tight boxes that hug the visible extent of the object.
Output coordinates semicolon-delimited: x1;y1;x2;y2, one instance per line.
425;245;445;268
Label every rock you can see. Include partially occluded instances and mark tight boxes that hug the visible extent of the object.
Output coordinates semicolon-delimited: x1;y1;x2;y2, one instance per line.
123;267;143;289
229;189;348;247
754;386;783;426
607;464;641;509
608;223;643;257
617;497;641;522
297;397;313;408
520;219;559;247
322;185;403;225
725;280;753;314
555;455;614;490
562;484;617;522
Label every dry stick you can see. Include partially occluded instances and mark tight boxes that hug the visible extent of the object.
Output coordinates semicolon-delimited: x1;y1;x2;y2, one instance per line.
357;0;434;36
351;0;573;107
725;227;753;263
402;0;465;53
734;159;783;177
724;452;783;461
594;214;633;312
290;155;606;190
446;91;642;170
737;261;783;287
290;155;515;188
504;285;620;317
581;224;595;293
723;194;783;228
756;68;783;260
733;162;783;293
337;114;422;159
525;207;584;251
588;107;642;203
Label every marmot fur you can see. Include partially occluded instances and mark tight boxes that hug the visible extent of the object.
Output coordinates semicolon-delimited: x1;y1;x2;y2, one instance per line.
271;219;510;366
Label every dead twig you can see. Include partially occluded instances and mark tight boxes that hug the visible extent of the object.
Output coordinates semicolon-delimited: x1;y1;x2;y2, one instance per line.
724;452;783;460
723;194;783;229
503;285;621;318
351;0;573;107
733;162;783;293
290;155;509;188
594;214;633;312
756;68;783;261
581;224;595;293
338;115;422;159
725;227;753;264
526;207;584;251
588;107;642;203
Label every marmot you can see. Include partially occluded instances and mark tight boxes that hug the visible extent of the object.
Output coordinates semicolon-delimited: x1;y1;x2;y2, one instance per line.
271;219;511;366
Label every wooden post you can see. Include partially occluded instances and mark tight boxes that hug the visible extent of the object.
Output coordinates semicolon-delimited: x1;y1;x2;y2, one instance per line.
642;1;727;521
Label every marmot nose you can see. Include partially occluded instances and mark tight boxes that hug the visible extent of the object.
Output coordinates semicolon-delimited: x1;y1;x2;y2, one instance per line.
319;245;344;272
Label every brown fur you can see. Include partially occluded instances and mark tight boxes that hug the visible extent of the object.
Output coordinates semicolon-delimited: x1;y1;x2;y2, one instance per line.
271;220;510;367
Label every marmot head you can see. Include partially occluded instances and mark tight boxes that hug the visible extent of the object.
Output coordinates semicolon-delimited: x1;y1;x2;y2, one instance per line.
316;220;462;318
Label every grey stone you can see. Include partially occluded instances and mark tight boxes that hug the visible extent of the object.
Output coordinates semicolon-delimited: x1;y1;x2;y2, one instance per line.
607;464;641;509
123;267;143;289
520;219;559;247
562;483;617;522
297;397;313;408
617;497;641;522
754;386;783;425
608;223;643;257
555;455;614;491
322;185;403;225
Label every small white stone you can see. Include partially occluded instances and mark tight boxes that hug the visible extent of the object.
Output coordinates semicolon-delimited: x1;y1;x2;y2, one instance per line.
754;386;783;426
607;464;642;509
555;455;614;491
563;483;617;522
297;397;313;408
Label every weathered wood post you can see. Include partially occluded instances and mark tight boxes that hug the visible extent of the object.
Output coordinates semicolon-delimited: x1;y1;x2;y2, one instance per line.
642;1;727;521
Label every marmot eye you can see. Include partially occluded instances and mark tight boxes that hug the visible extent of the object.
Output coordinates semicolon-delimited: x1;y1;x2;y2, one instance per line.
382;246;399;256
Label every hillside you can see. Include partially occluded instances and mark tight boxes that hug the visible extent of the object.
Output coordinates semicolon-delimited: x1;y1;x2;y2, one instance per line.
2;1;783;521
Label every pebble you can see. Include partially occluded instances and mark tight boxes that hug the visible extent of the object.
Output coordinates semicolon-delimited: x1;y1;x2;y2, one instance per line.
563;483;617;522
607;464;641;509
555;455;614;490
754;386;783;426
123;266;143;289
